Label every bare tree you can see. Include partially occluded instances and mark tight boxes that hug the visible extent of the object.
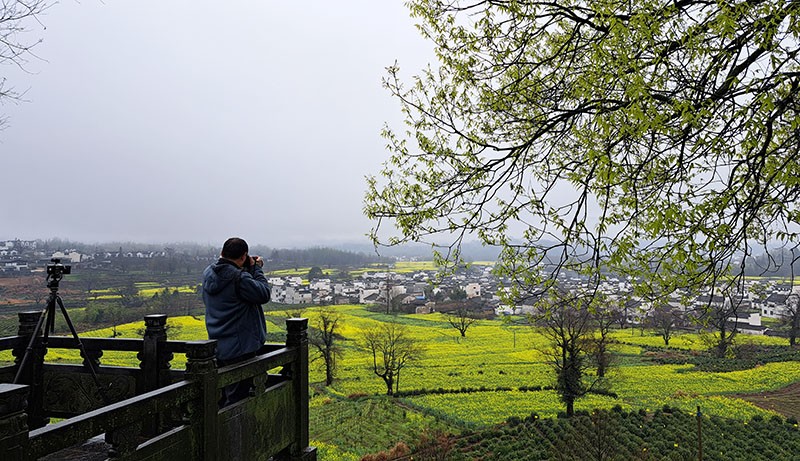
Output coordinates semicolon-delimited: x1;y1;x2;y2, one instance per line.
692;292;744;358
446;305;478;338
588;303;617;378
647;304;683;347
1;1;50;127
309;307;343;386
363;322;423;396
22;275;46;307
82;273;103;300
383;273;395;314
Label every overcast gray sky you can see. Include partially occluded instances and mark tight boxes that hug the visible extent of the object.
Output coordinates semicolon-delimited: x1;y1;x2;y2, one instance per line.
0;1;434;248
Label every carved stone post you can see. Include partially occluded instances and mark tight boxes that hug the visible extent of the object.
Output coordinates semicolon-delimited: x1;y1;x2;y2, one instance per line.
286;318;315;460
137;314;173;436
80;347;103;370
0;384;30;460
13;312;48;429
138;314;171;392
185;340;218;461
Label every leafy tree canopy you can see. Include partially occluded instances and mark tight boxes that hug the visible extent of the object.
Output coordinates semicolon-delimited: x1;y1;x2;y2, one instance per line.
366;0;800;301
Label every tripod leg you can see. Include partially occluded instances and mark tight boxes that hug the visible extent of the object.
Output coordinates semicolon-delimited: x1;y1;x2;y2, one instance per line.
46;297;56;334
56;295;111;405
12;302;51;384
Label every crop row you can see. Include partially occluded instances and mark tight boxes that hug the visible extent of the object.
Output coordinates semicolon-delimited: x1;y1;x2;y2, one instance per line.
444;406;800;460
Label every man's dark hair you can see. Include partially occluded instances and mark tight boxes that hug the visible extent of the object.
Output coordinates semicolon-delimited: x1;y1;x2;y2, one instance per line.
221;237;248;260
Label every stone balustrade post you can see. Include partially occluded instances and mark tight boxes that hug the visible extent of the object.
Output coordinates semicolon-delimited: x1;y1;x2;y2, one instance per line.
13;312;48;429
185;340;218;461
0;384;30;460
138;314;172;392
137;314;172;436
285;318;315;460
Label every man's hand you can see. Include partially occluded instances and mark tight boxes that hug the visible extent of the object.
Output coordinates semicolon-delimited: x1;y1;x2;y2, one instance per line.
251;256;264;268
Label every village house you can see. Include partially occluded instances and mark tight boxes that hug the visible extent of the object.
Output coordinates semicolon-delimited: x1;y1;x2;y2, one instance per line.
758;292;791;318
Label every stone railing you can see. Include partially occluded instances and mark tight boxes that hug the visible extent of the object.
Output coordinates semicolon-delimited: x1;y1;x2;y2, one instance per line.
0;313;316;460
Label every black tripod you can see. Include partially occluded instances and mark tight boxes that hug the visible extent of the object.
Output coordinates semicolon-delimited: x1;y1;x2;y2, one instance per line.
13;260;109;404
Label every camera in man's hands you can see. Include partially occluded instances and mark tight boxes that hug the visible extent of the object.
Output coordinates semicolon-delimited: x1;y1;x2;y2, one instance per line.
243;255;263;269
46;258;72;277
243;255;260;269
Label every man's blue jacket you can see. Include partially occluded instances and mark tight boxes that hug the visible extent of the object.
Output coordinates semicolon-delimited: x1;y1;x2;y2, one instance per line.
203;259;271;362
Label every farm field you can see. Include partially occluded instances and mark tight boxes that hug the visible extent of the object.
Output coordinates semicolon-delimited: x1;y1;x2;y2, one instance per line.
287;305;800;457
292;306;800;417
3;304;799;459
443;406;800;460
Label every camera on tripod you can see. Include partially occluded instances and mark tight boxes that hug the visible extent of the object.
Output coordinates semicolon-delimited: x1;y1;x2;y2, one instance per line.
16;255;108;403
46;258;72;277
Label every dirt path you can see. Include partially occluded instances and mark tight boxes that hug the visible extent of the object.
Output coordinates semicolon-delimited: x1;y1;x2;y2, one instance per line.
734;381;800;420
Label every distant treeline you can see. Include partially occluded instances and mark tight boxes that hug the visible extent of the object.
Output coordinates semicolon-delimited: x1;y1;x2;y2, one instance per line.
260;246;391;269
33;238;219;258
15;237;800;276
17;238;392;270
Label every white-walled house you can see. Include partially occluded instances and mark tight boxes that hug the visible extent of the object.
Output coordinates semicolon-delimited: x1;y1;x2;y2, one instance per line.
51;251;82;263
465;283;481;298
310;279;331;291
0;260;29;272
360;289;381;304
268;277;285;287
287;276;303;285
759;293;789;318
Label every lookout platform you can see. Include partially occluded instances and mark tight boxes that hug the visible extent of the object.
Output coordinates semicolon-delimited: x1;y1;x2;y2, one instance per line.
0;312;317;460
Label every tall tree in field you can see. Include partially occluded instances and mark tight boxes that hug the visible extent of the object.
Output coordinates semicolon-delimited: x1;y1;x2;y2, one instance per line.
781;256;800;346
691;292;744;358
365;0;800;309
647;303;683;346
589;300;617;378
782;292;800;346
309;307;343;386
534;289;600;417
446;305;478;337
117;281;143;308
363;322;424;396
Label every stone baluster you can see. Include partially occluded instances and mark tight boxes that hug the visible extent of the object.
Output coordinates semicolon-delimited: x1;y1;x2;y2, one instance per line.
138;314;172;392
0;384;30;459
185;340;218;461
137;314;172;436
13;312;48;429
285;318;315;460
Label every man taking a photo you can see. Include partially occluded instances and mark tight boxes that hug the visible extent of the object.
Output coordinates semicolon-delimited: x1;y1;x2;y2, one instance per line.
202;237;271;406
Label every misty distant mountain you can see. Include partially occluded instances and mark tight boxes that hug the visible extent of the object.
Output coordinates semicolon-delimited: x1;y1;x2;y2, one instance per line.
332;240;502;262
